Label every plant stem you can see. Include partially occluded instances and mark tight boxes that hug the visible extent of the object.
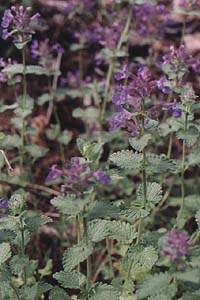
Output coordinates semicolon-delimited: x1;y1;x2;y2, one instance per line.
176;111;188;223
167;132;173;159
10;282;21;300
20;217;27;285
77;214;81;272
100;7;133;121
83;217;92;287
106;237;114;278
20;46;27;171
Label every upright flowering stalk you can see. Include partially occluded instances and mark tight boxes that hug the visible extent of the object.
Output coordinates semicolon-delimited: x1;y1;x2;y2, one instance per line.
100;4;133;122
1;6;40;171
160;229;194;264
110;66;157;243
31;39;65;163
177;89;196;224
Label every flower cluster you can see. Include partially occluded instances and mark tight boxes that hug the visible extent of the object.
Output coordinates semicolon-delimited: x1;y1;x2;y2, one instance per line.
109;66;156;135
1;6;40;47
0;198;9;219
0;58;18;83
132;3;168;39
160;229;194;261
163;99;182;118
31;39;64;70
46;157;111;196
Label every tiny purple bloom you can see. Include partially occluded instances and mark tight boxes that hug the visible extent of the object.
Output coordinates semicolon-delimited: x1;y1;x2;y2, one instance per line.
160;229;194;261
1;6;40;45
93;169;112;185
46;164;64;182
164;99;182;118
0;198;9;209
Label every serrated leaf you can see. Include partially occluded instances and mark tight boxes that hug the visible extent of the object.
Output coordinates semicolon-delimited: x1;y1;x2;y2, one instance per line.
188;141;200;167
0;216;18;231
182;290;200;300
53;271;86;289
25;214;52;232
49;287;70;300
51;195;86;216
146;153;177;174
0;243;11;264
137;182;162;207
88;283;119;300
63;243;93;271
88;220;109;243
10;255;37;277
109;150;142;172
122;245;158;279
129;134;151;152
137;272;176;299
107;220;137;243
176;126;199;147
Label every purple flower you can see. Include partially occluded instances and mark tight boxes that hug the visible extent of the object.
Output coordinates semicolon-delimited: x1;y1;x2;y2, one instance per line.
109;108;131;132
163;99;182;118
31;39;64;70
133;3;168;38
47;158;111;195
157;77;171;94
114;65;131;81
93;169;112;185
112;85;129;106
46;164;64;182
1;6;40;46
0;198;9;209
0;57;18;83
160;229;194;261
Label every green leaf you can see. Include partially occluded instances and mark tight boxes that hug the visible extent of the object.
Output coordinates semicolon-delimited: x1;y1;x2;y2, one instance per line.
137;182;162;207
51;195;87;216
46;124;60;140
63;243;93;271
2;64;51;76
25;214;52;232
137;272;176;299
195;210;200;230
188;141;200;167
77;138;103;161
122;245;158;279
146;154;177;174
176;126;199;147
57;130;72;145
129;134;151;152
182;290;200;300
9;255;37;278
49;287;70;300
0;216;18;231
107;220;137;243
87;201;120;220
0;243;11;264
53;271;86;289
38;259;53;278
37;93;54;105
88;283;119;300
25;144;48;158
88;220;109;243
0;135;21;149
109;150;142;172
73;107;99;121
